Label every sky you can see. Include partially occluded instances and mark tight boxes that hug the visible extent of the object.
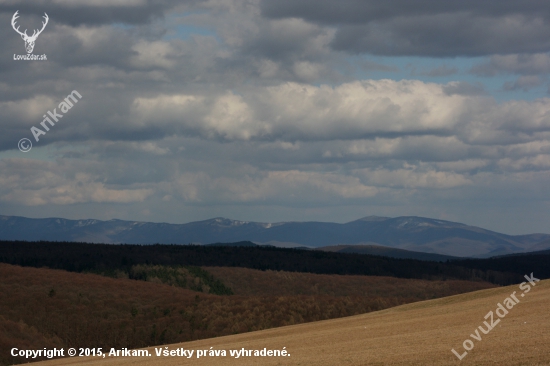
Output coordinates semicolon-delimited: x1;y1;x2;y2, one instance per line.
1;0;550;235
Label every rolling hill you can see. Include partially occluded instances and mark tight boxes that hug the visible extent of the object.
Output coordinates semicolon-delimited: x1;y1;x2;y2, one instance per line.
33;278;550;366
0;263;495;366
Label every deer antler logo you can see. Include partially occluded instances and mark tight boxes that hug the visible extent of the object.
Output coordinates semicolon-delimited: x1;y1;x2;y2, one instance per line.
12;11;49;54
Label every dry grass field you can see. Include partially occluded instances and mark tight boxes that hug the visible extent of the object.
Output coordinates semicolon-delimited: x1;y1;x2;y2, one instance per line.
33;278;549;366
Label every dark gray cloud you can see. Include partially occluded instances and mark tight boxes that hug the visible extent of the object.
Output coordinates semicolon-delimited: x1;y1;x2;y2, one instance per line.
0;0;197;26
471;54;550;76
502;76;544;91
261;0;550;24
420;65;459;77
331;14;550;57
442;82;485;96
261;0;550;57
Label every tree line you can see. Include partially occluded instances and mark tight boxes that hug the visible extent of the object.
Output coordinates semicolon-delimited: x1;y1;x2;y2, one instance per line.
1;240;546;285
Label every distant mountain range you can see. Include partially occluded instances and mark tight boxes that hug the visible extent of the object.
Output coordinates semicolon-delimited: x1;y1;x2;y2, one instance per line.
1;215;549;258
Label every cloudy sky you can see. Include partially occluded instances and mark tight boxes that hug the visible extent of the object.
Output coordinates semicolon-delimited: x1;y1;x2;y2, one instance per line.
1;0;550;234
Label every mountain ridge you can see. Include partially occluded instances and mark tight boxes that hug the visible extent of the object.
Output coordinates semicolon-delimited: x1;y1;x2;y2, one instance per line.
1;214;549;257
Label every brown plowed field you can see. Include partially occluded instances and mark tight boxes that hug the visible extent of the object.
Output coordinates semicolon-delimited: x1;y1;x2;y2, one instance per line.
32;278;549;365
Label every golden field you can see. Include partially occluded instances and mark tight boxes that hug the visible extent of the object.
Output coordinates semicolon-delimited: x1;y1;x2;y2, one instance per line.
33;278;549;366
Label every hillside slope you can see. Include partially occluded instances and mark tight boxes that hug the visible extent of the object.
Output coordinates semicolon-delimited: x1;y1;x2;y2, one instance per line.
203;266;491;297
35;279;550;365
317;244;459;261
0;263;495;366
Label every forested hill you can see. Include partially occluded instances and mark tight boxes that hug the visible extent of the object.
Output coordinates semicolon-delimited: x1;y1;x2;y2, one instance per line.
1;240;548;285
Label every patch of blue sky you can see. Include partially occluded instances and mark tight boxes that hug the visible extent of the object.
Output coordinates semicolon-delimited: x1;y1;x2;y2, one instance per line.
0;144;60;162
162;12;218;41
349;55;549;103
163;24;217;41
111;22;134;30
0;143;89;162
